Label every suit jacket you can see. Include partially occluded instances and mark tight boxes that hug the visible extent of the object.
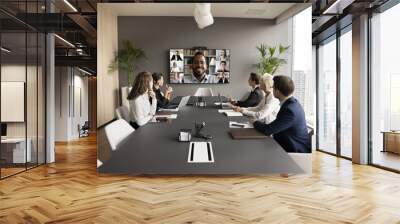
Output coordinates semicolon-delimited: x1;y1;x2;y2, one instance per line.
154;88;169;110
253;97;311;153
236;86;263;108
171;54;183;61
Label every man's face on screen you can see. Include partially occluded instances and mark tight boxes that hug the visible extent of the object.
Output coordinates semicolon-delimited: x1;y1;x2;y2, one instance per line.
192;55;207;79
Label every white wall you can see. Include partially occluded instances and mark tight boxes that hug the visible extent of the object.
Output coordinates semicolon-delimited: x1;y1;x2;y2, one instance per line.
55;67;89;141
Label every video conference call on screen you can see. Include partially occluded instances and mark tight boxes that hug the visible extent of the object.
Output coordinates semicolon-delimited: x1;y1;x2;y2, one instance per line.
169;49;230;84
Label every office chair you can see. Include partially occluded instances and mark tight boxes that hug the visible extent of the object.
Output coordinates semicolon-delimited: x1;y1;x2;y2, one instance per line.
284;125;314;176
105;119;135;151
115;106;130;122
194;87;213;97
78;121;90;138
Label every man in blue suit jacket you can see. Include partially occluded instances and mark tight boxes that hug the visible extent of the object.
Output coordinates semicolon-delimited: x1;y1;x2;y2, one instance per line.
253;75;311;153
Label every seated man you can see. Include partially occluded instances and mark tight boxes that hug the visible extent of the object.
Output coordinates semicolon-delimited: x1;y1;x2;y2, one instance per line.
230;73;263;107
252;75;310;153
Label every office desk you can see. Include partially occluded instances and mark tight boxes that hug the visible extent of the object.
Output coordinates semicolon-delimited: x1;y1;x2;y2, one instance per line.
1;138;32;164
99;97;302;174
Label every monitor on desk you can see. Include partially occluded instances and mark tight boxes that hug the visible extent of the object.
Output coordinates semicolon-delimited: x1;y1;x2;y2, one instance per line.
1;123;7;139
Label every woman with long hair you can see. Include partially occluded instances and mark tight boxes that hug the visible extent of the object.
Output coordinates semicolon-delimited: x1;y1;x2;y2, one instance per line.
233;73;280;124
128;71;157;128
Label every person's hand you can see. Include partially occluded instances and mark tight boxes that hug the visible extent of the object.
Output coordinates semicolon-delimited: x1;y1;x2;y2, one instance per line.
249;117;257;124
148;90;156;98
166;85;173;94
233;106;243;113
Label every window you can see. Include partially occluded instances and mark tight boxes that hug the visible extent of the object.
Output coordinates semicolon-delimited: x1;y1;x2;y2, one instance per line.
370;3;400;171
292;7;314;127
317;37;337;154
340;29;352;158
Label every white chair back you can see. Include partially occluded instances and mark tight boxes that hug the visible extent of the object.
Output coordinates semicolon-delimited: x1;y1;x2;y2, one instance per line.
105;119;135;151
115;106;130;122
194;87;213;97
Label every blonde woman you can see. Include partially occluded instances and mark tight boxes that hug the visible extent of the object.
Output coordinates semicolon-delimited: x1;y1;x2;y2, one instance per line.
233;73;280;124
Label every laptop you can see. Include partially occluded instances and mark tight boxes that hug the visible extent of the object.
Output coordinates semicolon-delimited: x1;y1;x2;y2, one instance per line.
161;96;190;111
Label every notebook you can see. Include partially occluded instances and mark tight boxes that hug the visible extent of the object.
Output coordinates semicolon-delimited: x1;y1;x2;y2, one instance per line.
229;128;268;139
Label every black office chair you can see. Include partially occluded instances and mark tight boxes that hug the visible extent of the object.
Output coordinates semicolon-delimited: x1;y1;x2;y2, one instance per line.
307;125;314;153
78;121;90;138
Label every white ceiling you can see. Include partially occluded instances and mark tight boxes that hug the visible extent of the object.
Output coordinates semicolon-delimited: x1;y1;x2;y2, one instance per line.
103;3;297;19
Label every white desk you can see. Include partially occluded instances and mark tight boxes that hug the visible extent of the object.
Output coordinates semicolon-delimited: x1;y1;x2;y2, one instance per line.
1;138;32;163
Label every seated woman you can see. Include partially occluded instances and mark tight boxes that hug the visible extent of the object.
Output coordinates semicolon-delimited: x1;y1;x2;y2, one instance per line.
233;73;280;124
127;71;157;129
152;72;173;110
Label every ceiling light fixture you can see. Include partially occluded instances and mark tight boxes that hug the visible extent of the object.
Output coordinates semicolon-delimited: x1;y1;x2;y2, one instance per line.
78;67;93;76
1;47;11;53
63;0;78;12
54;34;75;48
194;3;214;29
322;0;354;14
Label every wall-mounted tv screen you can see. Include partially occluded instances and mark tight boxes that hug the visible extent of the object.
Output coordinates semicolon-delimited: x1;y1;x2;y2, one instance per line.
169;49;230;84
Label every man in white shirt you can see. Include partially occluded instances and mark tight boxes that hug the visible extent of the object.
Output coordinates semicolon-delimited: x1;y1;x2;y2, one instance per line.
184;52;218;84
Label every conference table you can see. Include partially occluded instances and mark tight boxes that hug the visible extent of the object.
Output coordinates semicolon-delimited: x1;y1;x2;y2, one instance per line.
99;96;303;175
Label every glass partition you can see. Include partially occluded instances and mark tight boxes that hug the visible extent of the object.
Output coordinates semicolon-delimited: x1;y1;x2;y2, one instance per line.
0;2;46;179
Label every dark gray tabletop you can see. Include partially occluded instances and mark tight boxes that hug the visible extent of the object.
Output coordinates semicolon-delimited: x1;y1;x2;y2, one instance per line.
99;97;303;175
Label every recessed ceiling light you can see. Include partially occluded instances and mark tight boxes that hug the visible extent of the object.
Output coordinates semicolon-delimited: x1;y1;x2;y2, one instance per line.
78;67;93;76
54;34;75;48
1;47;11;53
63;0;78;12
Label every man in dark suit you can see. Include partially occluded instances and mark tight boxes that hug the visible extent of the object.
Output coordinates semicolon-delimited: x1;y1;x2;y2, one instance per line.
230;73;263;107
253;75;310;153
171;50;183;61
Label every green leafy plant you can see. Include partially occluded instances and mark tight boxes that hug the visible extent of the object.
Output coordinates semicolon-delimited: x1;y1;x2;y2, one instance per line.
254;44;290;76
108;40;146;85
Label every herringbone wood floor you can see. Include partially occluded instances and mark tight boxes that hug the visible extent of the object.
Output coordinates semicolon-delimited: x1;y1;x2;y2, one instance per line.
1;134;400;224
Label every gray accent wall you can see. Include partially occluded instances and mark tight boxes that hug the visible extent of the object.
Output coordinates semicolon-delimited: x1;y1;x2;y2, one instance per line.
118;16;292;99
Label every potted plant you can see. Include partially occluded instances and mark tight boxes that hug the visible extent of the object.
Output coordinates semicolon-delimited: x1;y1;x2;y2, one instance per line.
254;44;290;76
108;40;146;108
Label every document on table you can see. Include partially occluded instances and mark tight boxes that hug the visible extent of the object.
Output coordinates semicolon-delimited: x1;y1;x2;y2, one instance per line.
224;111;243;117
217;109;243;117
159;108;179;112
154;114;178;119
218;109;233;113
187;142;214;163
229;121;253;128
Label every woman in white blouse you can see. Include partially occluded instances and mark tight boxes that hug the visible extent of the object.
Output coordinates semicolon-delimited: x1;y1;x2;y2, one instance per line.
127;71;157;129
233;73;280;124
